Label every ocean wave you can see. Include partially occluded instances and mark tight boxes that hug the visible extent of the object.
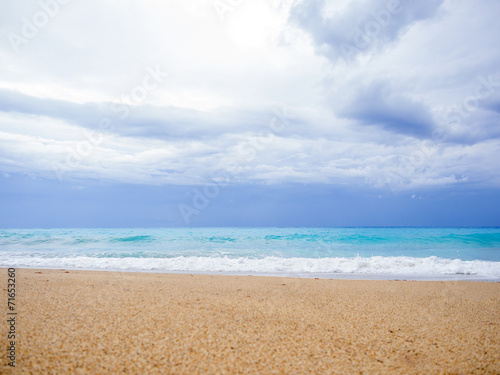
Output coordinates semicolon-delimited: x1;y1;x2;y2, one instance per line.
1;256;499;279
109;235;155;243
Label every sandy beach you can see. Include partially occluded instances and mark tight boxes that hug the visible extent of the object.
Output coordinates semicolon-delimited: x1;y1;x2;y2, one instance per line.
2;269;499;374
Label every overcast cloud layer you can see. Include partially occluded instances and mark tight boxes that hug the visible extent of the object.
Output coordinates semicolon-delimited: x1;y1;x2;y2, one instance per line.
1;0;500;195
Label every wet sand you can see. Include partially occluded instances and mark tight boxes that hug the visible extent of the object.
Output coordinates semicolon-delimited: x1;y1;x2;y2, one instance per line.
2;268;499;374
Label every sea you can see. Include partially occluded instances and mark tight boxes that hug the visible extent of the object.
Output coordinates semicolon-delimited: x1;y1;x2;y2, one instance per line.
1;227;499;280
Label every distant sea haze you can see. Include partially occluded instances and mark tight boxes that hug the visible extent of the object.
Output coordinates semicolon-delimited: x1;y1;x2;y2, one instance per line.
1;228;499;280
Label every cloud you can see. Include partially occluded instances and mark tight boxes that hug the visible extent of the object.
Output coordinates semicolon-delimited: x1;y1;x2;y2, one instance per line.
0;101;498;191
0;88;276;141
439;72;500;143
335;80;436;138
289;0;445;62
0;0;499;194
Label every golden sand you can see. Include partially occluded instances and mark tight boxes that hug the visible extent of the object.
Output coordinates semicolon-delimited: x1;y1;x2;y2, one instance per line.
1;268;499;374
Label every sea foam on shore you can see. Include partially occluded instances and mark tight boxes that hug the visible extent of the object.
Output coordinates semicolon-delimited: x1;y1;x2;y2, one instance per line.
2;255;499;280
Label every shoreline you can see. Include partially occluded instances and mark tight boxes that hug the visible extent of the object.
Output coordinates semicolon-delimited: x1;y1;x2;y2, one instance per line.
5;265;500;282
2;268;500;373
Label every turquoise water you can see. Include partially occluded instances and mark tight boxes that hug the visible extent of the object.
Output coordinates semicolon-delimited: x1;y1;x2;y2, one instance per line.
1;227;499;279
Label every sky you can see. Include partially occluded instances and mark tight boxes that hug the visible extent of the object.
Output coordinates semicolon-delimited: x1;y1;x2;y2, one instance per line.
0;0;499;227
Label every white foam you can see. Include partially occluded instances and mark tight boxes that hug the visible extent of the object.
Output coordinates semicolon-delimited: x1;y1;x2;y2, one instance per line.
1;255;499;280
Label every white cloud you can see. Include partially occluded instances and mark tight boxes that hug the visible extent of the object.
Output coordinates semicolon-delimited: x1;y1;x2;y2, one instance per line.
0;0;499;190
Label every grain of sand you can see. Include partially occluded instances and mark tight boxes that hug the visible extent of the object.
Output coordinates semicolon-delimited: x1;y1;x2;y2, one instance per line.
1;269;499;374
